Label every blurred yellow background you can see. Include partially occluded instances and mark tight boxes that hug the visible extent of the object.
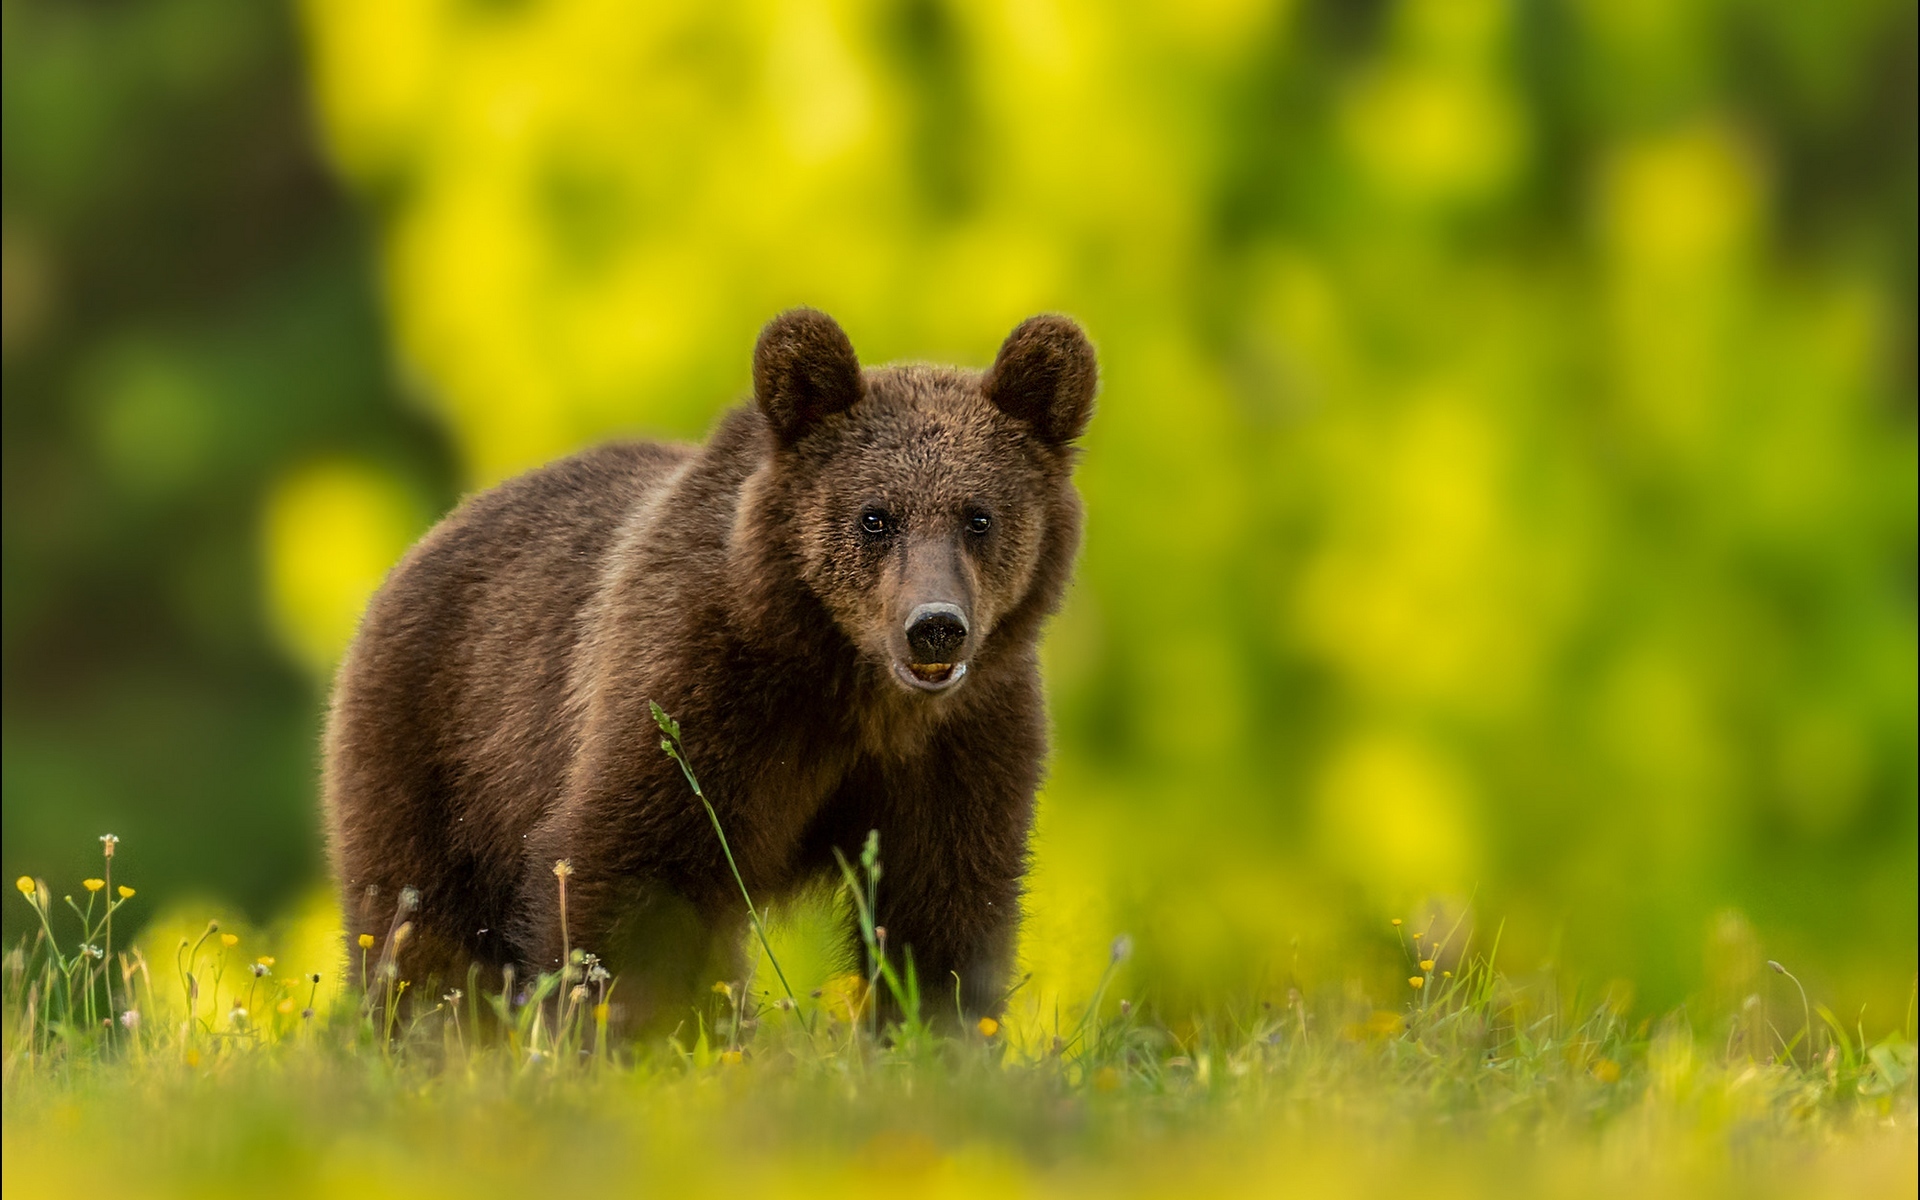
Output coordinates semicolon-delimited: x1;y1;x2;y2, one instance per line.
3;0;1914;1022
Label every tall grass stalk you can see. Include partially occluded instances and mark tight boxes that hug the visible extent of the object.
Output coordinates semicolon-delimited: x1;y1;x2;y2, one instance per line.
832;832;927;1042
651;702;810;1034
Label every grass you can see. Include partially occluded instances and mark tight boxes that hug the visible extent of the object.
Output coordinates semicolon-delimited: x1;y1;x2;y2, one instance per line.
5;788;1915;1197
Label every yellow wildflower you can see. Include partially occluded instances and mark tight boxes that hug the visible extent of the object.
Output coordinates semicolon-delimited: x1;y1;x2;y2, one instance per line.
84;879;106;892
711;981;733;999
357;934;375;950
1390;918;1402;927
1420;960;1435;972
221;933;239;947
257;956;275;967
718;1049;743;1065
1408;976;1425;990
1593;1058;1621;1084
118;886;136;899
276;997;297;1015
977;1016;999;1038
15;877;33;895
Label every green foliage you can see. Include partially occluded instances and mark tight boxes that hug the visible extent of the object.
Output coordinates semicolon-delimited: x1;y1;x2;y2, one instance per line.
1;0;455;927
3;0;1915;1032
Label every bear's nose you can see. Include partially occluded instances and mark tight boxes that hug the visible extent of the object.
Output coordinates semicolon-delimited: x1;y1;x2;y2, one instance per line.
905;603;969;664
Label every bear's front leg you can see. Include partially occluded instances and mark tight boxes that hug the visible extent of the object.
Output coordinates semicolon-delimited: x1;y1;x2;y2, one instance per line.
515;703;783;1032
512;810;626;980
516;802;749;1031
843;722;1040;1024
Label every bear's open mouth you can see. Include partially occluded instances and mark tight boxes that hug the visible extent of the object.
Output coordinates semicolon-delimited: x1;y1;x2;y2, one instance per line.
893;660;968;692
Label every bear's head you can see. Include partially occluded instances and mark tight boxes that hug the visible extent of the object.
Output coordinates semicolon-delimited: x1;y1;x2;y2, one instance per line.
748;308;1095;695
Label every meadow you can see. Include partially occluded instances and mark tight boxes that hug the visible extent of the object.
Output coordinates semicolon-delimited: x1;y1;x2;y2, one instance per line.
5;823;1915;1199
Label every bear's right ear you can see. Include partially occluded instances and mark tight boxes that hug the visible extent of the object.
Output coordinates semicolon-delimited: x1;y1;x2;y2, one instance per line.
754;308;864;446
983;314;1097;446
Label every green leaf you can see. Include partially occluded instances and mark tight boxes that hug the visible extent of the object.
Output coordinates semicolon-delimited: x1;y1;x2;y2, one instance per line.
648;701;680;742
691;1013;712;1070
1866;1039;1914;1093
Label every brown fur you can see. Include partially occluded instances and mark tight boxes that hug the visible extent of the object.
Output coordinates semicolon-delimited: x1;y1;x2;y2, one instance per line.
323;310;1096;1023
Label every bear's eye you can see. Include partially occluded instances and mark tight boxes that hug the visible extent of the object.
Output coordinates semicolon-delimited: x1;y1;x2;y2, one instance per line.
860;510;892;536
967;511;992;535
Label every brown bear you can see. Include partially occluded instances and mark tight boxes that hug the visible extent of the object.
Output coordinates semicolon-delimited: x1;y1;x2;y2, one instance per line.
323;309;1095;1023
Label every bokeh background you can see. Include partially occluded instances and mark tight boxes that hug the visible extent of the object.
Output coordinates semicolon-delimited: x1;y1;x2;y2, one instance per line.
4;0;1914;1023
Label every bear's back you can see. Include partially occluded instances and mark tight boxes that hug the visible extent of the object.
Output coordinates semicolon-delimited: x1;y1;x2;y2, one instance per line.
323;439;693;960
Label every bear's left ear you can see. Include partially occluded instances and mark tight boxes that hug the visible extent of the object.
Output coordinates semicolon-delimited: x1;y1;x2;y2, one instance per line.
754;308;865;446
983;315;1097;446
